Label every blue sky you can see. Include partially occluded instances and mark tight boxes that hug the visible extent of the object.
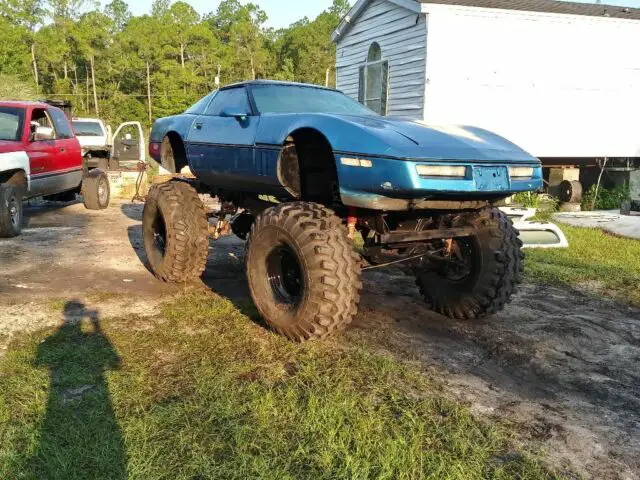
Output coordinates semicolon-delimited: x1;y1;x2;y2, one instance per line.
101;0;640;29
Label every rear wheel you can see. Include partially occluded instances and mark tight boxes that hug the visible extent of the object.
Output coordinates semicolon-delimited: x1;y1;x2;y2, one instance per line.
142;181;209;282
245;202;362;342
0;184;23;238
415;208;523;319
81;170;110;210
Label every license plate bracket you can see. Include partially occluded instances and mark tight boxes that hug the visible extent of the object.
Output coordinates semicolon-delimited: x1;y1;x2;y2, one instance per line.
473;166;510;191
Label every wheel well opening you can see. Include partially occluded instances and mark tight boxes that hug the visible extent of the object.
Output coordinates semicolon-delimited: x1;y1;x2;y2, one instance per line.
0;170;27;188
165;132;188;174
282;128;339;204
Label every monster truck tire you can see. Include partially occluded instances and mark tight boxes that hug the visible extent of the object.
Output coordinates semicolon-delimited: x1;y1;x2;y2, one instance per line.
0;184;23;238
143;181;209;283
81;169;110;210
416;208;523;320
246;202;362;342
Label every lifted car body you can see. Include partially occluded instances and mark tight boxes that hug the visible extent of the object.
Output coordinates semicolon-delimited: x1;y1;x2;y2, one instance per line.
145;81;542;342
149;80;542;209
0;101;111;238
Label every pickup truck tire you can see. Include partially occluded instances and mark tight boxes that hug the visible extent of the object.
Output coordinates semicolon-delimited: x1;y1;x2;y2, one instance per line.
0;184;23;238
81;170;110;210
245;202;362;342
143;181;209;283
415;208;523;320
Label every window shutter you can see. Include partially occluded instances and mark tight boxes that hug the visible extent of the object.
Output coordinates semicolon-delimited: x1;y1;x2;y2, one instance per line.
358;65;366;104
381;60;390;116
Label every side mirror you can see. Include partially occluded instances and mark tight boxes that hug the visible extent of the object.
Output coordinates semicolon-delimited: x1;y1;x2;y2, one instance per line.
30;125;55;141
220;109;248;121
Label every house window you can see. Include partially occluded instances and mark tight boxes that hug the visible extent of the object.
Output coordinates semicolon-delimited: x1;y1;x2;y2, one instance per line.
359;42;389;115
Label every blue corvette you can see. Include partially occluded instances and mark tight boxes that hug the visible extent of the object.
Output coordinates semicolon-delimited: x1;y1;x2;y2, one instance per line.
145;81;541;342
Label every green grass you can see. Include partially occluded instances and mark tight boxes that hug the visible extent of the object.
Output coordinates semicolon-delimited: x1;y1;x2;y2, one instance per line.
525;224;640;305
0;293;561;480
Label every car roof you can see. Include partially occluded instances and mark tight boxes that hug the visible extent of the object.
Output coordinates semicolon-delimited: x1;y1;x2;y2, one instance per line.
0;100;52;109
221;80;339;92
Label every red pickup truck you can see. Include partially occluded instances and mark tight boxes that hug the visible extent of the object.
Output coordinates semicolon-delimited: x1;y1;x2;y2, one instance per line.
0;101;110;238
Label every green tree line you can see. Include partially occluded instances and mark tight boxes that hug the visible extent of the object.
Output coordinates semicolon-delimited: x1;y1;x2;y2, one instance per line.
0;0;350;126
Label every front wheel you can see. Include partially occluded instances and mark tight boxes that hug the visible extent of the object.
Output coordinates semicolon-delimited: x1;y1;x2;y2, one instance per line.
0;184;23;238
415;208;524;319
142;181;209;283
246;202;362;342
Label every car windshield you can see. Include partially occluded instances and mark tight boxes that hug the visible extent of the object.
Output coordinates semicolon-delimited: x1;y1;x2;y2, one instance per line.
0;107;25;141
72;121;104;136
251;85;378;116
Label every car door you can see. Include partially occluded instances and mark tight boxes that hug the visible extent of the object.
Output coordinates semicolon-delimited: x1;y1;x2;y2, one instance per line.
187;86;260;189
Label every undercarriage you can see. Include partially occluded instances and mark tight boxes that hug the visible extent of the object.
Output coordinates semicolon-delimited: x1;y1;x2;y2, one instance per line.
142;178;524;342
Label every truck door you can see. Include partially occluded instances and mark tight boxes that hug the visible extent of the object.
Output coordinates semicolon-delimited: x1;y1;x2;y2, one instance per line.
187;86;260;189
26;107;82;196
24;108;57;196
112;122;145;168
48;106;81;172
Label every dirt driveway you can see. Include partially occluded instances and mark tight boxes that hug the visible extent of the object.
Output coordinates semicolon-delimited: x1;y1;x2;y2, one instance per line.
0;200;638;479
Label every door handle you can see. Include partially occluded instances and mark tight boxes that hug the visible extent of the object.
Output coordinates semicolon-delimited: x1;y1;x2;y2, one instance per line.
59;147;66;152
195;123;203;130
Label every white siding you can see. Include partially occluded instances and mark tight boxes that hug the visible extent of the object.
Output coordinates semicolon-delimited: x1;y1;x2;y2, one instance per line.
423;5;640;158
336;0;427;119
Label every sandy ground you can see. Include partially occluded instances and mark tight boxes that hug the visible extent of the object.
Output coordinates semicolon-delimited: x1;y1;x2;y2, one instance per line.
0;200;638;479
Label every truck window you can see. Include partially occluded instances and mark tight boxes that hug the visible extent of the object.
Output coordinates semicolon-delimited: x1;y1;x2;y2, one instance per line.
0;107;24;141
72;121;104;137
49;108;74;139
31;109;56;141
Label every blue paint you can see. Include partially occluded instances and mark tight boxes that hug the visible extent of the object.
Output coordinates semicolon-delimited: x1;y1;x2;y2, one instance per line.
149;81;542;209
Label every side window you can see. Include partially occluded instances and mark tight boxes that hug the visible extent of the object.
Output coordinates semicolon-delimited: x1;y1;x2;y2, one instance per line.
204;88;251;116
358;42;390;116
30;109;56;141
49;108;74;139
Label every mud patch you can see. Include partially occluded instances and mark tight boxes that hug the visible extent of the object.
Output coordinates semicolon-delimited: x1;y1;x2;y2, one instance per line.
352;272;640;479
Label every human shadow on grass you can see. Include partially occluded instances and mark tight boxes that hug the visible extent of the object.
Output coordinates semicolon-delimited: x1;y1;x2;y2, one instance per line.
31;301;126;480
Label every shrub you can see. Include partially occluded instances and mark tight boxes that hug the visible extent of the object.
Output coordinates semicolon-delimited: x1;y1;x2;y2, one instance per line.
581;184;630;211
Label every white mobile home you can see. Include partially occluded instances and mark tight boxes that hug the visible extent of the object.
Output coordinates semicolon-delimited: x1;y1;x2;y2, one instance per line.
332;0;640;163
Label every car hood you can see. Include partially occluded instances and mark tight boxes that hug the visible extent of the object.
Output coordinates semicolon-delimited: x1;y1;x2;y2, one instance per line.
332;115;538;163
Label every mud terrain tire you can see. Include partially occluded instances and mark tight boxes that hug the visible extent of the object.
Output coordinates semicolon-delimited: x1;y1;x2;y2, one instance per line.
81;169;110;210
143;181;209;283
246;202;362;342
0;184;23;238
416;208;523;319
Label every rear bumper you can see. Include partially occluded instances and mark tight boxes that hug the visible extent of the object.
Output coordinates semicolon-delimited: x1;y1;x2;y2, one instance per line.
336;154;543;211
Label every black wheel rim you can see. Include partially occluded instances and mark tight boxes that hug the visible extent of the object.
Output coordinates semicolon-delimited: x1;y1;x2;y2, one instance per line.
440;238;476;282
152;211;167;256
267;245;304;305
8;196;19;228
